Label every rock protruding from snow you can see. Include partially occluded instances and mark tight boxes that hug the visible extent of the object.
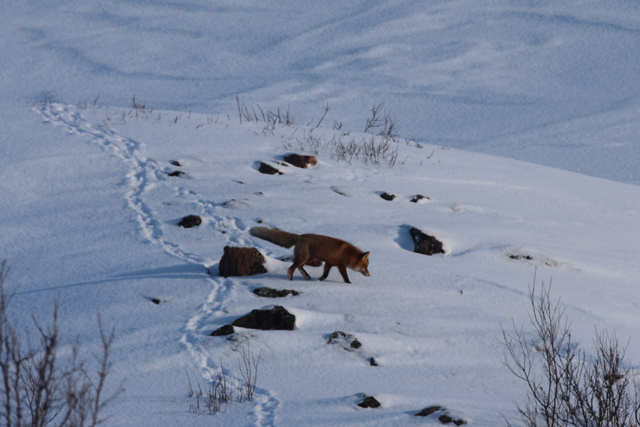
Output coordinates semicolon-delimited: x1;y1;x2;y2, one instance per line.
415;405;467;425
218;246;267;278
410;194;430;203
258;162;283;175
168;170;184;177
380;192;395;201
232;306;296;331
327;331;362;351
358;395;381;409
178;215;201;228
210;324;235;336
253;287;300;298
409;227;445;256
284;153;317;168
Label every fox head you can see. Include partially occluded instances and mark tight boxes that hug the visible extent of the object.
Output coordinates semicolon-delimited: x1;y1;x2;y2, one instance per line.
355;252;370;277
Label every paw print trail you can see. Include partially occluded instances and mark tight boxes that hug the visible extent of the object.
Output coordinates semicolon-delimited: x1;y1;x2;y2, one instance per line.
37;103;281;426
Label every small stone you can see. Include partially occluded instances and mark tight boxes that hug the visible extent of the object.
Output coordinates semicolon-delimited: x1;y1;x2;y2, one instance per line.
253;287;300;298
410;194;430;203
327;331;361;352
171;160;181;166
380;192;395;201
258;162;283;175
415;406;441;417
369;357;378;366
178;215;202;228
283;154;317;168
358;396;381;409
168;170;185;177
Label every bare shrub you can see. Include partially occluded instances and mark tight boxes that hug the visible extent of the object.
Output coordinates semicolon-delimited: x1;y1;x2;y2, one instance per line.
502;274;640;427
0;260;123;427
238;346;261;402
131;96;147;111
187;346;261;416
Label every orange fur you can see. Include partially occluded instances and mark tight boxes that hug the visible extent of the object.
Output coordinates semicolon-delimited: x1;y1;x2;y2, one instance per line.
249;227;370;283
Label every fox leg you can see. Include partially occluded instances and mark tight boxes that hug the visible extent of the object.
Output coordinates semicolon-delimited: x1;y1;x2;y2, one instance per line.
288;256;310;281
297;266;311;280
337;266;351;284
318;263;333;281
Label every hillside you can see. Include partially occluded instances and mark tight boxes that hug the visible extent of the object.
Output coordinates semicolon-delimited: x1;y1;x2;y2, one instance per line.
1;101;639;426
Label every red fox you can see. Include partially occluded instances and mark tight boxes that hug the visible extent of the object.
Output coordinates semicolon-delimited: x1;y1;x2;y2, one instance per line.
249;227;370;283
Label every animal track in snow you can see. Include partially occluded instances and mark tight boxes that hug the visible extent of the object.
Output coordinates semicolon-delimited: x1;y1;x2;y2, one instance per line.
38;104;281;421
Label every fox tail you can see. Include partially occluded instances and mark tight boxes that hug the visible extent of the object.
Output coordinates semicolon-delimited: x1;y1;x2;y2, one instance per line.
249;227;299;248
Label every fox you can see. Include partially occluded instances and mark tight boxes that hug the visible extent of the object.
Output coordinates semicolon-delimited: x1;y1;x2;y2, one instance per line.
249;227;370;283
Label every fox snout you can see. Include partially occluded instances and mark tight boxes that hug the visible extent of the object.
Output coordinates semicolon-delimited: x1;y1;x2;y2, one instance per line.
357;251;370;277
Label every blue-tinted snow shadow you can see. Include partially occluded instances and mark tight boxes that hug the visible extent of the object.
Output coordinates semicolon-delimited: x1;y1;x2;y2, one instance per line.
394;224;414;252
16;263;208;295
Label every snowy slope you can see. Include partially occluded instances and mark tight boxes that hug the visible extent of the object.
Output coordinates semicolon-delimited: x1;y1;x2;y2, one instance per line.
2;0;640;425
2;0;640;184
2;101;638;426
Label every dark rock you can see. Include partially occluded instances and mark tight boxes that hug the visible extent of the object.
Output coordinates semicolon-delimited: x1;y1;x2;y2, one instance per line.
219;246;267;278
410;194;430;203
415;406;466;425
358;396;381;409
409;227;444;256
284;154;317;168
416;406;441;417
509;254;533;261
439;414;467;425
168;170;185;177
327;331;361;351
253;287;300;298
171;160;181;166
178;215;202;228
439;415;453;424
232;306;296;331
380;192;395;201
258;162;283;175
369;357;378;366
210;325;235;336
151;298;162;305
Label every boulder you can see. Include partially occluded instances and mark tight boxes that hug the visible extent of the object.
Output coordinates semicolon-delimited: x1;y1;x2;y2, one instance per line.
409;227;444;256
219;246;267;278
380;192;395;201
178;215;201;228
232;306;296;331
284;154;317;168
258;162;283;175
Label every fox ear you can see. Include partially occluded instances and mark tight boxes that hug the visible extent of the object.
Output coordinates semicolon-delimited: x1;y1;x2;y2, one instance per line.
361;252;369;261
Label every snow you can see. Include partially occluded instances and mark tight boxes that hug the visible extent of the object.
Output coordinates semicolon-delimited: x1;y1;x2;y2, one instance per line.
1;1;640;426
